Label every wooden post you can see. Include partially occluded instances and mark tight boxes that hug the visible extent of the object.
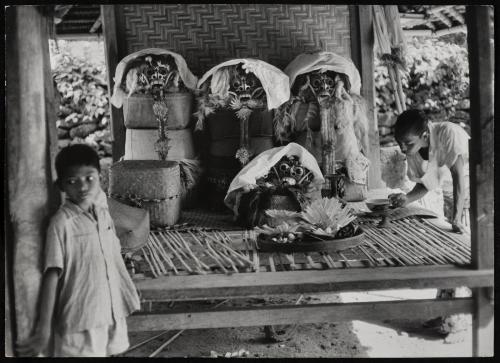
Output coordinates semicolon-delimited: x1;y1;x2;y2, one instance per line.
349;5;384;189
466;5;494;357
5;5;58;348
102;5;126;162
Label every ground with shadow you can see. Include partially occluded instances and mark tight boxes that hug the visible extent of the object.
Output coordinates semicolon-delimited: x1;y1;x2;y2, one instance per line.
124;289;472;358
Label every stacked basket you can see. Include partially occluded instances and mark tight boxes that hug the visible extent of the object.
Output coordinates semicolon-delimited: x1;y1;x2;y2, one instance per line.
109;49;200;226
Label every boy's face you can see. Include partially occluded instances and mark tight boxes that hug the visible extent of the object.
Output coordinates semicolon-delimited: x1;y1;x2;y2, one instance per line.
59;165;100;210
396;131;428;156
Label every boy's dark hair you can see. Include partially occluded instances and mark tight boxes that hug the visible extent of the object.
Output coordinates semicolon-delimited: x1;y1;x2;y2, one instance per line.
55;144;100;180
394;109;429;141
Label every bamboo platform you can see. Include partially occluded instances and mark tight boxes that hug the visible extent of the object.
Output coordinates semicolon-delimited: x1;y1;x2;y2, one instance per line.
133;212;472;279
127;206;491;333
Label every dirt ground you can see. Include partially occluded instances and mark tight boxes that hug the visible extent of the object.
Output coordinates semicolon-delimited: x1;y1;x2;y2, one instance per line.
124;288;474;358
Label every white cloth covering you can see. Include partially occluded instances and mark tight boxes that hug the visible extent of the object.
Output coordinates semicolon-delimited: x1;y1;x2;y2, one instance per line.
224;143;325;215
406;122;470;192
197;58;290;110
110;48;198;108
284;51;361;95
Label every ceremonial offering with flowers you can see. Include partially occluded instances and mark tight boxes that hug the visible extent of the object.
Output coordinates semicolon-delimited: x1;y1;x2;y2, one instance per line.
256;197;364;252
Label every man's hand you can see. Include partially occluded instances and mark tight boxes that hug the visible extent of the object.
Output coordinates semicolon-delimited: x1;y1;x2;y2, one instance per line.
16;327;50;357
388;193;407;208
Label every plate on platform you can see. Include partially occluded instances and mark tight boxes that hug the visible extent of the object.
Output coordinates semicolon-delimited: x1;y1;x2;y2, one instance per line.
257;228;365;253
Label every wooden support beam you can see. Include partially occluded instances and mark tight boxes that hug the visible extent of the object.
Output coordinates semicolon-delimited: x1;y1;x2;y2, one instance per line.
5;5;59;347
432;11;453;28
102;5;126;161
53;5;73;24
434;25;467;37
466;5;494;357
446;8;465;24
134;265;493;301
128;298;473;331
428;5;455;15
90;14;102;33
349;5;384;189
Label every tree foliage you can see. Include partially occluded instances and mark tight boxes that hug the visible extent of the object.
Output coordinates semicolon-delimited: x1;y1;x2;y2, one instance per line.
50;40;112;156
375;37;469;123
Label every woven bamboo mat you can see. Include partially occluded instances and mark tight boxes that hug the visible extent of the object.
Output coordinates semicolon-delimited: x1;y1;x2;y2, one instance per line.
133;213;471;278
176;209;242;231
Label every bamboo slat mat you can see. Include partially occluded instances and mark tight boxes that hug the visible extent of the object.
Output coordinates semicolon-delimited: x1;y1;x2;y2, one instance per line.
134;213;471;278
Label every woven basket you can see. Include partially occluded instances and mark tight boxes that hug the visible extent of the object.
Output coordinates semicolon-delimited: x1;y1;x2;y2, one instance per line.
124;128;195;160
109;160;181;227
123;92;193;129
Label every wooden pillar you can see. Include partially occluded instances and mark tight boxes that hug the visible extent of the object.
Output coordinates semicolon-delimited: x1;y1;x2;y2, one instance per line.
102;5;126;162
466;5;494;357
5;5;59;348
349;5;384;189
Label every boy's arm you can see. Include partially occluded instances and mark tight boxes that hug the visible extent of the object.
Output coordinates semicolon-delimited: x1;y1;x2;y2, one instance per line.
450;154;466;233
16;268;60;356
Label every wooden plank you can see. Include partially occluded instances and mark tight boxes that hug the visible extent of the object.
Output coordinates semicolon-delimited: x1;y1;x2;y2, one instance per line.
350;5;384;189
101;5;126;161
128;298;473;331
133;265;493;301
466;5;494;357
89;14;102;33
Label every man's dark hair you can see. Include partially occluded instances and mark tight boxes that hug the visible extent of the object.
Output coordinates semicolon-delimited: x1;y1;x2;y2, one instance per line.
394;109;429;141
55;144;100;180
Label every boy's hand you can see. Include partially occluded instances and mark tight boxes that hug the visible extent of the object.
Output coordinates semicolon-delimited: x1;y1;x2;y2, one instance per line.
451;219;466;234
16;328;50;357
388;193;407;208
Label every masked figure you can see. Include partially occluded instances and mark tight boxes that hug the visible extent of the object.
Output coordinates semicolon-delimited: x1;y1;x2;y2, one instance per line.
194;58;289;211
274;51;370;201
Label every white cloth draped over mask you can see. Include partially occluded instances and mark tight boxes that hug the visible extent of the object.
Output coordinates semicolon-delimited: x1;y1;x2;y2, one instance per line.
284;51;362;95
110;48;198;108
224;143;325;216
197;58;291;110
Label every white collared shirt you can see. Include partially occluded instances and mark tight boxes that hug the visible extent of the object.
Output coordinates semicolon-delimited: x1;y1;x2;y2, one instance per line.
44;189;140;334
406;122;470;191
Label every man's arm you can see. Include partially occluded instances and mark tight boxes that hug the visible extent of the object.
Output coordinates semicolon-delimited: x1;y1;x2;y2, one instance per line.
449;154;466;233
16;268;60;356
389;183;428;207
405;183;428;204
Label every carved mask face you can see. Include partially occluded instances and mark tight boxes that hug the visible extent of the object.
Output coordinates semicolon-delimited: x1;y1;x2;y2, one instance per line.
229;64;265;105
310;71;336;101
138;55;178;95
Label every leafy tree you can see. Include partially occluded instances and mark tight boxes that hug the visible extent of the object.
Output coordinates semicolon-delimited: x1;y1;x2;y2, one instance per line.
375;37;469;124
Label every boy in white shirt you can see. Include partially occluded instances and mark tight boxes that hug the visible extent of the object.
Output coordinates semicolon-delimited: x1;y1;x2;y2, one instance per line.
17;144;140;356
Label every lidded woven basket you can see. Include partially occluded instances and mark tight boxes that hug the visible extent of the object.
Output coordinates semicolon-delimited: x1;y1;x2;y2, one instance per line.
109;160;181;227
123;92;193;130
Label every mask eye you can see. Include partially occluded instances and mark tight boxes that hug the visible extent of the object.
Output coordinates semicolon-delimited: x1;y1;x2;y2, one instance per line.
291;166;304;177
325;77;335;87
279;163;290;172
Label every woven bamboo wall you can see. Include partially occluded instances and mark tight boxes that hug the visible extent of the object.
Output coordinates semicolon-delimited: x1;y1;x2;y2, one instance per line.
120;4;351;76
